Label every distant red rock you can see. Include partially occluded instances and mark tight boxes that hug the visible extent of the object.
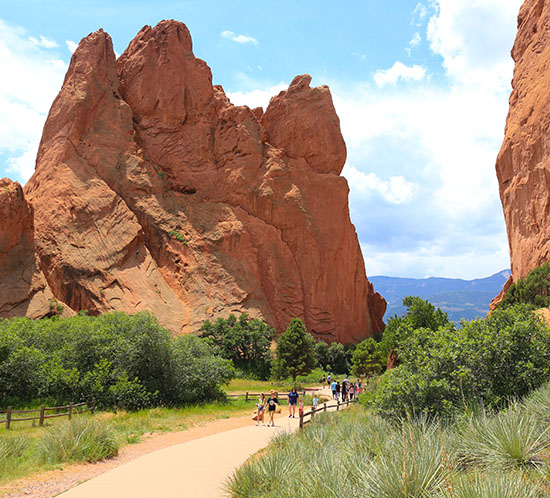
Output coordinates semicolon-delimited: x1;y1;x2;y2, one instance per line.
2;21;386;342
493;0;550;308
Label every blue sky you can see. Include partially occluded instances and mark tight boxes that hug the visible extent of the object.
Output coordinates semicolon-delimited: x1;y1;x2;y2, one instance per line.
0;0;524;279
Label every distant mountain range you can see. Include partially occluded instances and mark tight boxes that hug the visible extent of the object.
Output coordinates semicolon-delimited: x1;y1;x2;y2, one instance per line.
370;270;512;323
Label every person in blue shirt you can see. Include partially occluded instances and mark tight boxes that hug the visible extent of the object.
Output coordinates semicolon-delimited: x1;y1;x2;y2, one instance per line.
288;387;299;418
331;380;338;400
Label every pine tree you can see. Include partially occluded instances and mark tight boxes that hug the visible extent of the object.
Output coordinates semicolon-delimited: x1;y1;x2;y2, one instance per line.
273;318;316;381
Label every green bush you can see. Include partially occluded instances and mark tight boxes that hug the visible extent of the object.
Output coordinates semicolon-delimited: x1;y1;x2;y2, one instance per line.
0;312;234;409
500;262;550;309
38;416;119;464
199;313;273;379
369;305;550;417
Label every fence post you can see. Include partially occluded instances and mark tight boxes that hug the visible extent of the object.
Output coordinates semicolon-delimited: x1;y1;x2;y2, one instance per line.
337;400;340;411
245;392;249;402
311;406;315;419
39;405;45;426
6;406;12;429
91;397;96;414
324;402;327;412
68;402;73;420
299;410;304;429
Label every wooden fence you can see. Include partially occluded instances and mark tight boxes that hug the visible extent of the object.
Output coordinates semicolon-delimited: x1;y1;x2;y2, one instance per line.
299;398;357;429
226;390;306;402
0;399;96;429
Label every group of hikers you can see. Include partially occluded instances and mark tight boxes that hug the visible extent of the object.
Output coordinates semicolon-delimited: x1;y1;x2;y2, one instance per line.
253;374;363;426
254;387;320;426
324;374;362;402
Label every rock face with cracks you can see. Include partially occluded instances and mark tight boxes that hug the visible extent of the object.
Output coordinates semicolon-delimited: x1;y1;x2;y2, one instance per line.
2;21;386;342
493;0;550;308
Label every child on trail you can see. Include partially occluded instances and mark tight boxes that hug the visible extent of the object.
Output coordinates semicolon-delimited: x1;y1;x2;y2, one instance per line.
335;381;341;400
312;393;319;410
288;387;299;418
267;393;278;427
349;383;355;401
256;393;266;425
298;398;304;418
322;374;326;388
331;379;337;399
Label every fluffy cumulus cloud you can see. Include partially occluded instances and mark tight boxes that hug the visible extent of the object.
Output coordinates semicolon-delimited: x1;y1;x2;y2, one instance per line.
337;0;523;278
66;40;78;53
0;19;66;182
373;61;426;87
221;30;258;45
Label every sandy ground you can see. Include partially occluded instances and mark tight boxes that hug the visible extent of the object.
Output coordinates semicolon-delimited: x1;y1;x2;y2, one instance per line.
1;414;255;498
2;387;341;498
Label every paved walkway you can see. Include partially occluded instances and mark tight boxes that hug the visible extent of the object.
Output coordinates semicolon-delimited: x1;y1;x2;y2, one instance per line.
57;389;340;498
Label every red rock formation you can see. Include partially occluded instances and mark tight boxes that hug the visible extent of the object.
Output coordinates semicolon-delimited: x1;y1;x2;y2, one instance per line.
4;20;385;342
0;178;67;318
495;0;550;302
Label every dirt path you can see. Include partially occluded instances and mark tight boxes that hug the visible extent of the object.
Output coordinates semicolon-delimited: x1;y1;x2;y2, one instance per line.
3;388;340;498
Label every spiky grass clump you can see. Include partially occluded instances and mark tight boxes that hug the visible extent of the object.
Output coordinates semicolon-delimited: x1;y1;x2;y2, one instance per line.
225;408;392;498
0;435;32;479
443;471;544;498
358;417;448;498
523;381;550;424
453;404;549;470
37;416;119;464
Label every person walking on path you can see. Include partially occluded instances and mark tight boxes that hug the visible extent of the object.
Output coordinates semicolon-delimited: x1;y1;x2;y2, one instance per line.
349;383;355;401
288;387;299;418
312;393;319;410
327;373;332;386
267;393;278;427
335;381;341;401
256;393;266;425
331;379;337;400
298;398;304;419
322;374;326;388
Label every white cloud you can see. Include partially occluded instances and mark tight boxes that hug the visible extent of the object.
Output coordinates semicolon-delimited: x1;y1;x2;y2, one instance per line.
373;61;426;87
343;165;414;205
411;2;430;26
66;40;78;53
221;30;258;45
227;83;287;110
29;35;58;48
0;19;66;182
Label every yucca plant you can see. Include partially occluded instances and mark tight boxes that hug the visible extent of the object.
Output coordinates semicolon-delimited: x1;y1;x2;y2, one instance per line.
453;404;549;470
523;381;550;424
358;417;447;498
442;471;544;498
37;416;119;464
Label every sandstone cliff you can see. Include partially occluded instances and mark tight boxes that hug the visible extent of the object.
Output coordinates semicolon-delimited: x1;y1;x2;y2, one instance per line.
2;21;385;342
494;0;550;307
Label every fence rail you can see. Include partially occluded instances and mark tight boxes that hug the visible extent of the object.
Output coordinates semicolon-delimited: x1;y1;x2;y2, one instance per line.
299;398;357;429
226;390;306;402
0;399;96;429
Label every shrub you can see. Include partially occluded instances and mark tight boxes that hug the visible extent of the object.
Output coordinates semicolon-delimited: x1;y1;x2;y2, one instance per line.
0;312;234;409
370;305;550;417
38;416;119;464
199;313;273;379
500;262;550;309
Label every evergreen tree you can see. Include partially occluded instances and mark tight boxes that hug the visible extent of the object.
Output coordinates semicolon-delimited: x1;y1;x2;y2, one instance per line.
273;318;316;381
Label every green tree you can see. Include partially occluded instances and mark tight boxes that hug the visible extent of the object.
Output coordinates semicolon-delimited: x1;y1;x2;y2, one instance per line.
327;342;350;373
199;313;274;379
314;341;330;370
272;318;316;381
500;262;550;309
351;338;385;377
379;296;451;367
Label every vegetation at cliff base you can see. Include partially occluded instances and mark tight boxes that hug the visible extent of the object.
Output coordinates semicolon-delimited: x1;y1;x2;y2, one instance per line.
499;262;550;309
0;312;234;409
271;318;316;381
199;313;274;379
